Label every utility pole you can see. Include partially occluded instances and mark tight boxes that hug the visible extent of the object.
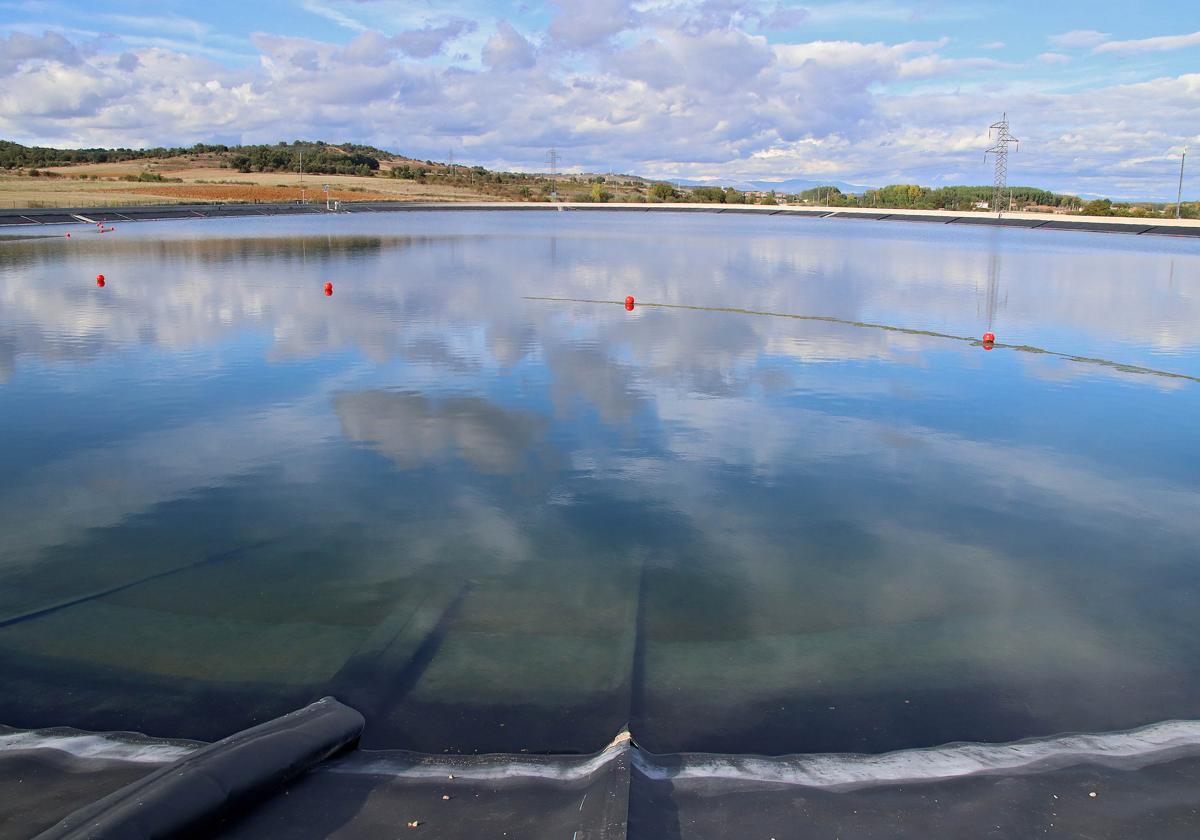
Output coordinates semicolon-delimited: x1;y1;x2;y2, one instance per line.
547;148;560;201
299;149;305;204
448;149;454;176
984;113;1019;215
1177;147;1188;220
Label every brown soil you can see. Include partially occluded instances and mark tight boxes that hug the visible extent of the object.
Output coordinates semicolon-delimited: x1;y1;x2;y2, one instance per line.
127;184;399;203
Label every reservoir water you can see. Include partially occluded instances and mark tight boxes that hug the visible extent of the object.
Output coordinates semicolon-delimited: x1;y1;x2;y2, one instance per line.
1;211;1197;756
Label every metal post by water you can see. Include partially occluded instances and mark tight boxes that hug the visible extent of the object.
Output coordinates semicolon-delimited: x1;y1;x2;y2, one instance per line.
1177;148;1187;220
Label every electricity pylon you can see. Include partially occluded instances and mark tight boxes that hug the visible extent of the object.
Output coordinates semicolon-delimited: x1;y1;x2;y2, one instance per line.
984;114;1019;213
547;148;560;201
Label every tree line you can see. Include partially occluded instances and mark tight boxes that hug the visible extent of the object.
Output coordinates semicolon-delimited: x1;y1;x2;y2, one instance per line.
0;140;390;175
805;184;1083;211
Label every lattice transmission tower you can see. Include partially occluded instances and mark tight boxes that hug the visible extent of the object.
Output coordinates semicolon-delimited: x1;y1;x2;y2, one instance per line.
984;113;1019;213
547;148;560;201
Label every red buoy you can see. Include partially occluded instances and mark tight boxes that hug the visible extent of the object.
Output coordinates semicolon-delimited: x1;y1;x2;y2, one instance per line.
66;233;71;238
96;276;105;288
324;282;333;296
982;332;995;343
625;295;635;307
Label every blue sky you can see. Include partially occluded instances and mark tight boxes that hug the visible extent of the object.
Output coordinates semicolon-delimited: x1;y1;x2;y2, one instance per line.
1;1;1197;198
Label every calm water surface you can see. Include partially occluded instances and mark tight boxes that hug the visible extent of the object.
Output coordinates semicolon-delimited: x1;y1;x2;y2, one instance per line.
0;212;1198;755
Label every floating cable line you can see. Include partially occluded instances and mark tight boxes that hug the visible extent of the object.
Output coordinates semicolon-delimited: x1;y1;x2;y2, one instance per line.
523;296;1200;385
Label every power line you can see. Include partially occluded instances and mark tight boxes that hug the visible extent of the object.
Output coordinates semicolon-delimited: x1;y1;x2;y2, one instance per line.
984;113;1019;214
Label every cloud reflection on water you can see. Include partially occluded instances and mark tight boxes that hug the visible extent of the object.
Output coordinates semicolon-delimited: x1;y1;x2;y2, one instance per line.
0;214;1198;753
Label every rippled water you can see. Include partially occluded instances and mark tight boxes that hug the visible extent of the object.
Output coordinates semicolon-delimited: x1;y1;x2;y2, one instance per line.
0;212;1197;756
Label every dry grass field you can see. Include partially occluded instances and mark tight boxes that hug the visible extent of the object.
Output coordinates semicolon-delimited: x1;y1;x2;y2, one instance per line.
0;156;504;208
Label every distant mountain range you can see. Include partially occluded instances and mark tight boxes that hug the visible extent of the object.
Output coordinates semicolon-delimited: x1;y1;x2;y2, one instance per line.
670;177;875;194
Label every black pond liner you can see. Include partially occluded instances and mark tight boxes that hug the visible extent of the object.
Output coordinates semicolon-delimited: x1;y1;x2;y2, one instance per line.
878;213;956;224
27;697;363;839
5;708;1200;839
117;210;206;220
0;205;1196;239
947;216;1047;227
12;213;80;225
1037;220;1155;234
1135;225;1200;238
828;211;891;220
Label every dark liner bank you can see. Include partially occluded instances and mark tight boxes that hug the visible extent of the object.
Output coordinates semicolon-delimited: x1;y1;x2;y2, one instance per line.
6;699;1200;839
2;201;1199;238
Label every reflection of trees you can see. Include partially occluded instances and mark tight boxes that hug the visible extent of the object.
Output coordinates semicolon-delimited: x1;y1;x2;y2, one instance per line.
0;338;13;383
0;235;414;273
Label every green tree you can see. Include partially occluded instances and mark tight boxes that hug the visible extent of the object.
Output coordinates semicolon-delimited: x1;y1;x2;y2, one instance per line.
691;186;726;203
649;182;677;201
1081;198;1114;216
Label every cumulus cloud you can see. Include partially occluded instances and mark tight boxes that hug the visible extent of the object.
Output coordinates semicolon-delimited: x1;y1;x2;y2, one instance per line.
341;30;395;66
549;0;637;48
0;30;81;73
482;20;536;70
0;7;1197;198
393;19;477;58
761;3;809;30
615;28;773;93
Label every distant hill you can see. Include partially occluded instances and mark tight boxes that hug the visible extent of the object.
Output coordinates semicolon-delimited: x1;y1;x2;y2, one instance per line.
3;139;1190;217
672;177;875;194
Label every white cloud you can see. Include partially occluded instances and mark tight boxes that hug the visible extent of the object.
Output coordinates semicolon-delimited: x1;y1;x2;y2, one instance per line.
1047;29;1109;49
897;55;1012;79
0;30;81;73
1037;52;1070;65
300;0;367;32
393;19;477;58
1094;30;1200;55
549;0;637;48
615;28;773;93
0;9;1197;198
99;13;211;41
341;30;395;66
482;20;536;70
